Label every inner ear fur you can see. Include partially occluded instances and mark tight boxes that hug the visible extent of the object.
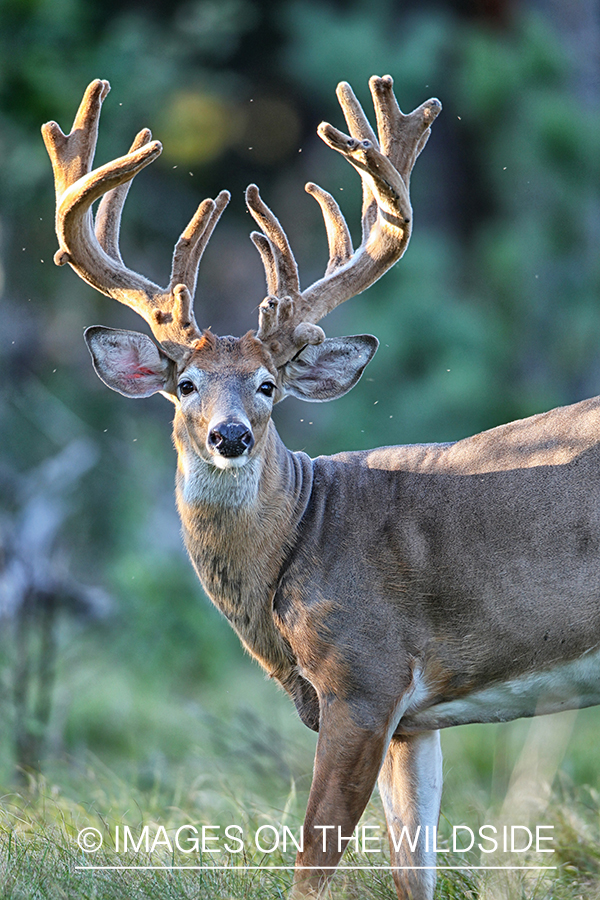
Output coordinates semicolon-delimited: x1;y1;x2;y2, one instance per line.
84;326;177;398
279;335;378;402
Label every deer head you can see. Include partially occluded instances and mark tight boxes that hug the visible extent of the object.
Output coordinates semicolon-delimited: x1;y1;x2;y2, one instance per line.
42;77;440;472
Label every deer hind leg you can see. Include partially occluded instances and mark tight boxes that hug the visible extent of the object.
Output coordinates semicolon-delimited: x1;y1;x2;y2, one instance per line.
378;730;443;900
291;696;389;898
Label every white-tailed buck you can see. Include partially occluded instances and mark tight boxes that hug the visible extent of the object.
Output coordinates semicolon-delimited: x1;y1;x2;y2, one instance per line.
42;76;599;899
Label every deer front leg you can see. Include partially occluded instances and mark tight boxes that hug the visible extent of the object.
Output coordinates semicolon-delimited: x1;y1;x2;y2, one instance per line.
291;696;389;898
378;730;443;900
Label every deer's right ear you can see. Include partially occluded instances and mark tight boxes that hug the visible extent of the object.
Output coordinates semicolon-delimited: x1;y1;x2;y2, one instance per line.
84;326;175;398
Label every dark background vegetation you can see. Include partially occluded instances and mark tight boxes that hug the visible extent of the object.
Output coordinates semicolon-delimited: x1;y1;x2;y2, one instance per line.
1;0;600;819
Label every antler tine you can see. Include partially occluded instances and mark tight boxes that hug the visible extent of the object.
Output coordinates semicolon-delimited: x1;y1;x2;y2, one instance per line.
245;185;300;298
95;127;154;264
249;76;441;369
305;183;353;276
43;80;229;359
246;185;327;360
43;80;111;199
250;232;279;297
370;75;436;183
170;189;231;299
333;80;379;241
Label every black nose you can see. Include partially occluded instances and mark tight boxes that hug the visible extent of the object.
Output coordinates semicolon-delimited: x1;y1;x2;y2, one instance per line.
207;421;254;458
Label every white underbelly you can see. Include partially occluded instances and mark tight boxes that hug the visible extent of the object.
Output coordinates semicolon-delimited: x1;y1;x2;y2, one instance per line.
399;646;600;733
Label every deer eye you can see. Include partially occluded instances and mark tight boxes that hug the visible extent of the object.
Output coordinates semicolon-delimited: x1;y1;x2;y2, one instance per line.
178;380;195;396
258;381;276;398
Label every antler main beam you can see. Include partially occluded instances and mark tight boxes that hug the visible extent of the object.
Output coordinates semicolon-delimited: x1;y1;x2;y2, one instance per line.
248;75;441;367
42;79;230;359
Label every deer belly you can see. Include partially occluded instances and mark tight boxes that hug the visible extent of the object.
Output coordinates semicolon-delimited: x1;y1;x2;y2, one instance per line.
398;648;600;733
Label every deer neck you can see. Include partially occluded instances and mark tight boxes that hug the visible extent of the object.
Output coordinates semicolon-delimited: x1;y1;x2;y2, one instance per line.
173;420;313;680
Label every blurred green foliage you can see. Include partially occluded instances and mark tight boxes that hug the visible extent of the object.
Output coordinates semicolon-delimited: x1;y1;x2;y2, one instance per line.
1;0;599;809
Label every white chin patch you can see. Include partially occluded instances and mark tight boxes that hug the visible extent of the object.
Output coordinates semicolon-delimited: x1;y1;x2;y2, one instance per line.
210;454;249;470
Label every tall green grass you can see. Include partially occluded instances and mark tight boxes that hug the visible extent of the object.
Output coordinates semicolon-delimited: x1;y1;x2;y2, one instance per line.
2;702;600;899
2;775;599;899
3;596;600;899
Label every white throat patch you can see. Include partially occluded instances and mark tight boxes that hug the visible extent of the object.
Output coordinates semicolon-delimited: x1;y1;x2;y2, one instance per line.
179;450;262;508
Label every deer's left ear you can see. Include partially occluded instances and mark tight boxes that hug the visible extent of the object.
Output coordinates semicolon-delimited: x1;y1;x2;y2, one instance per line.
278;335;378;402
84;326;176;398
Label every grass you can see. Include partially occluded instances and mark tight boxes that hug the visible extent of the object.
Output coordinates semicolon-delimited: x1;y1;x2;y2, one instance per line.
2;611;600;899
2;707;600;899
2;776;600;899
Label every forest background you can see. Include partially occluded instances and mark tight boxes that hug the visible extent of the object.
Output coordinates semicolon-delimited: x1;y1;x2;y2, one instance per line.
1;0;600;896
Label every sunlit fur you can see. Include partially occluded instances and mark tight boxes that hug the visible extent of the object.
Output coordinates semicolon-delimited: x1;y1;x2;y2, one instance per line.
168;331;600;900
